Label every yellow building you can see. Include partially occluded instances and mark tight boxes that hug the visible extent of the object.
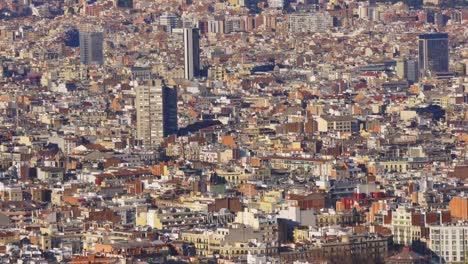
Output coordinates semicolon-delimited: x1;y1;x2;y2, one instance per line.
431;95;451;109
0;231;19;245
259;190;283;213
293;227;310;243
215;168;252;185
0;186;23;202
316;211;360;228
228;0;245;6
220;241;278;258
379;160;410;173
181;230;224;257
51;188;63;206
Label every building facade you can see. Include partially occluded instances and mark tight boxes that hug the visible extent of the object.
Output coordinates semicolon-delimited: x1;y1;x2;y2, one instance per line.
289;12;333;34
183;28;200;80
79;30;104;66
159;13;179;33
418;33;449;76
449;197;468;220
136;79;177;148
429;224;468;263
391;207;424;246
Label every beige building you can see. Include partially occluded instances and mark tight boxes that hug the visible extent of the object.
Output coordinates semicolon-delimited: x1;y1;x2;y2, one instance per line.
136;79;164;148
316;116;359;133
390;207;423;246
136;79;177;148
0;231;19;245
181;229;225;257
215;168;252;185
0;186;22;202
316;210;360;228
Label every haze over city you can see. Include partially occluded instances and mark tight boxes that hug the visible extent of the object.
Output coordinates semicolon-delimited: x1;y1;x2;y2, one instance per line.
0;0;467;263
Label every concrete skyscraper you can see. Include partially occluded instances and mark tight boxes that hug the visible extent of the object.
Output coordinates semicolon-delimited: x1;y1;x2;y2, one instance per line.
79;29;104;66
418;33;449;77
396;58;419;84
136;78;178;148
406;59;419;84
183;28;200;80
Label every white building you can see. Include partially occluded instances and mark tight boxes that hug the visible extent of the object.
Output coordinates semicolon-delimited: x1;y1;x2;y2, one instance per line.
268;0;284;9
207;19;223;34
429;224;468;263
391;207;423;246
278;206;316;227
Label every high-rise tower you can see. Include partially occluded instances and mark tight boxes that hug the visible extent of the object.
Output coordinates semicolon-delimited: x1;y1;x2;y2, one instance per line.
418;33;449;77
396;58;419;84
183;28;200;80
136;79;178;148
79;29;104;66
406;59;419;84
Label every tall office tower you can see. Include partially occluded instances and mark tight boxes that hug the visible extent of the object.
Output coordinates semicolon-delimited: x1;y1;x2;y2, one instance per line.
79;29;104;66
406;59;419;84
418;33;449;77
396;58;419;84
136;79;178;148
183;28;200;80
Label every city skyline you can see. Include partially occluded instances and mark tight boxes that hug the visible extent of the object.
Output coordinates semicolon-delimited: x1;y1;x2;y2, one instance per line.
0;0;466;263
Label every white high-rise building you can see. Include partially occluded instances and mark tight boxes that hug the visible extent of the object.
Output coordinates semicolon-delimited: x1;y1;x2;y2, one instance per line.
183;28;200;80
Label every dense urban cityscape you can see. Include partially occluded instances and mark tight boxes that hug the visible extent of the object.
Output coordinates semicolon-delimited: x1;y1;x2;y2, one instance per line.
0;0;467;263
